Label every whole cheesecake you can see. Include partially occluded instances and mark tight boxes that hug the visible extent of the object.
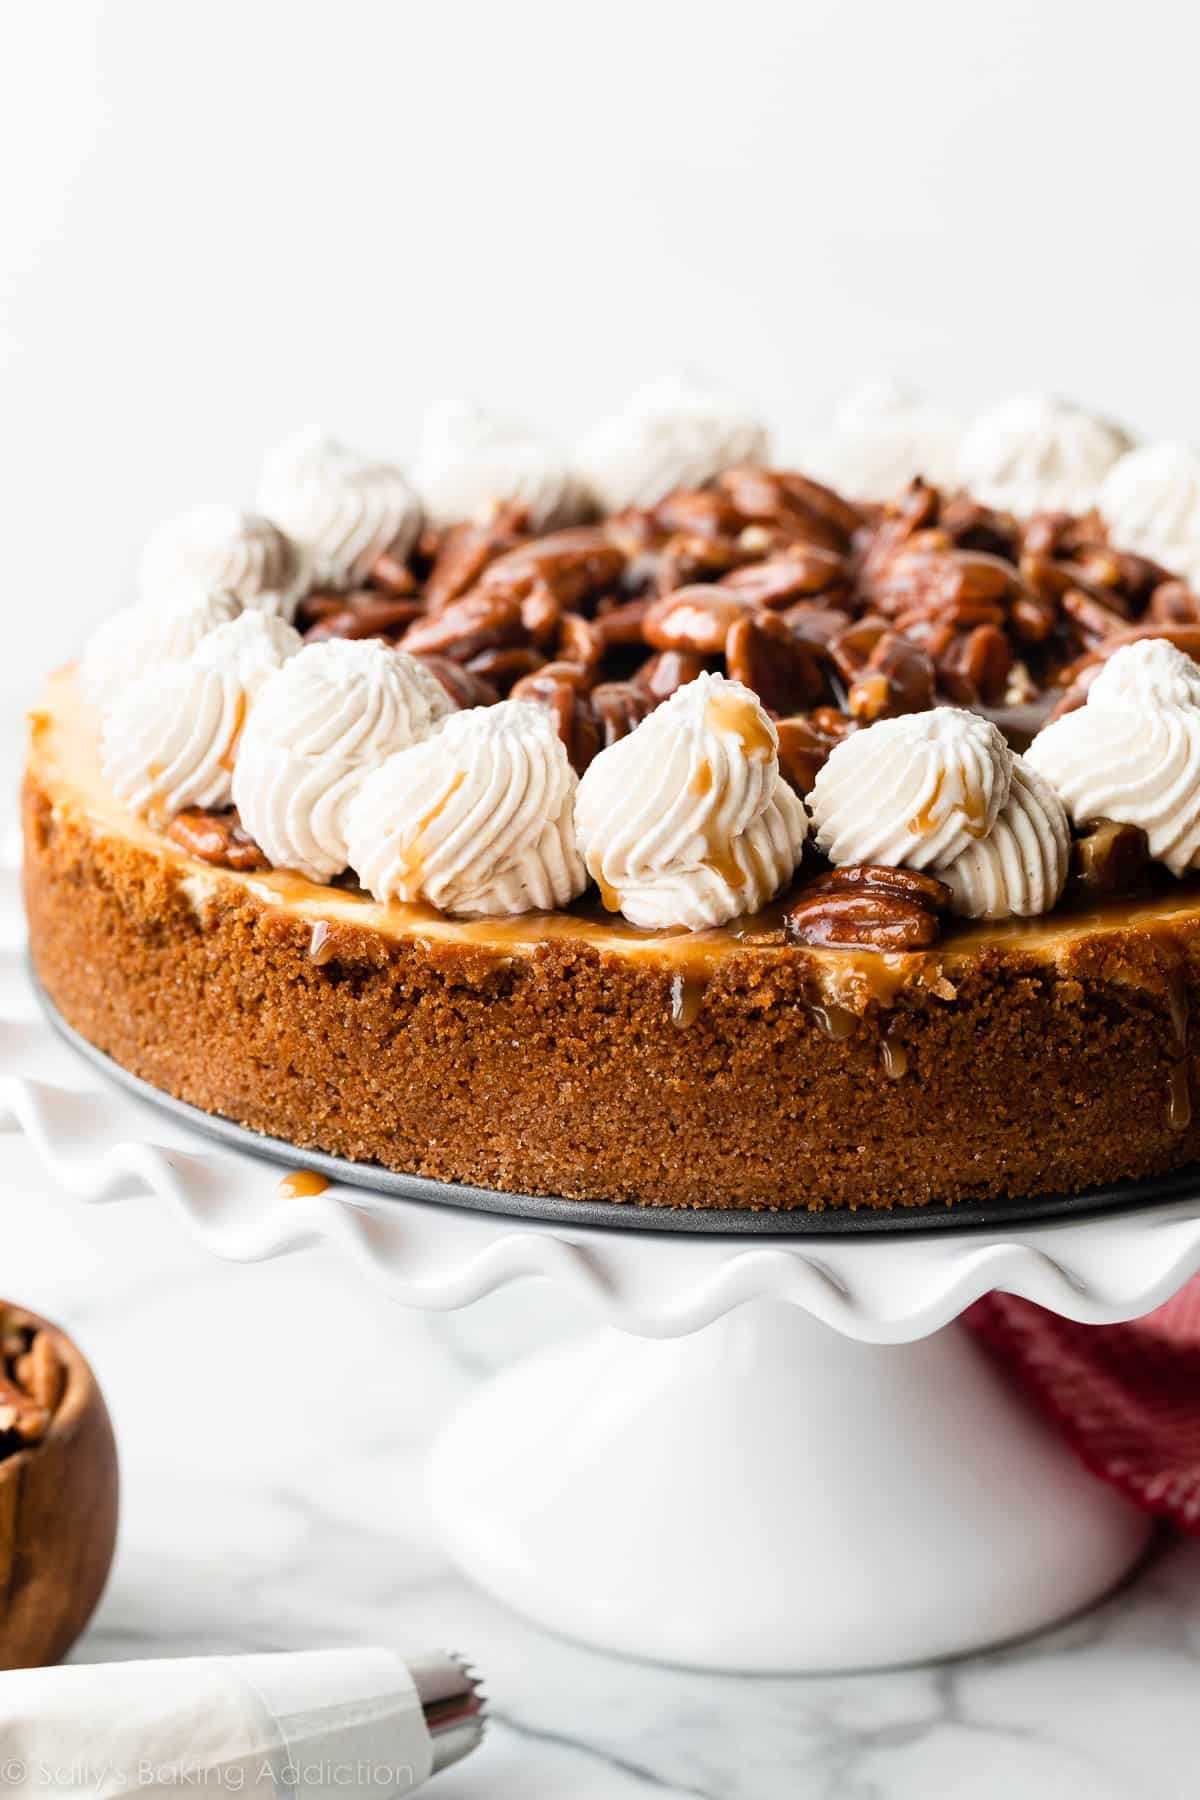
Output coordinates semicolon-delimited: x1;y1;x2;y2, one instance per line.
22;397;1200;1211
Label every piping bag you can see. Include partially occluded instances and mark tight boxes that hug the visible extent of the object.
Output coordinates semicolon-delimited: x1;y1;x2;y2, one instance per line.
0;1647;484;1796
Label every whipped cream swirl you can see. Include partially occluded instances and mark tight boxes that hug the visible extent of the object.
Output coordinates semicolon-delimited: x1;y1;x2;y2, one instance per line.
232;640;453;881
804;380;962;499
415;401;591;531
347;700;586;916
1098;442;1200;580
936;758;1069;920
577;378;768;514
139;506;306;617
574;673;808;930
809;708;1011;871
100;610;300;820
956;392;1131;515
256;430;422;590
81;588;241;713
1026;639;1200;875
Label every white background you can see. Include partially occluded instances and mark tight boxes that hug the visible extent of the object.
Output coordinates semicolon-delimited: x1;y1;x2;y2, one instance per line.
1;0;1198;697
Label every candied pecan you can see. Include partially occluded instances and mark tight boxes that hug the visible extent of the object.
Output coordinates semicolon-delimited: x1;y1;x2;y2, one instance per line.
634;649;710;702
938;494;1018;559
304;593;424;642
1060;586;1137;647
1070;819;1151;898
423;504;529;612
167;808;268;871
653;531;748;593
717;466;857;551
642;586;750;654
725;612;827;714
866;546;1019;621
591;681;655;747
401;591;525;659
720;544;845;605
829;617;888;682
368;549;420;596
412;655;499;709
295;589;353;630
847;631;936;722
784;888;942;952
466;645;546;689
592;597;651;647
476;527;624;608
775;708;855;794
935;623;1013;706
512;663;602;771
653;488;743;539
801;864;952;910
556;610;604;670
782;603;856;648
1149;581;1200;623
520;583;562;647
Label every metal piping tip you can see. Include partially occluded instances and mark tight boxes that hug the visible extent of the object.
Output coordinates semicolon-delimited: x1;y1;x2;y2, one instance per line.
409;1650;487;1775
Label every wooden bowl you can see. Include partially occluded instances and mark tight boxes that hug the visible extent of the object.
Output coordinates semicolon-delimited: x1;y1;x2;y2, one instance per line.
0;1303;119;1668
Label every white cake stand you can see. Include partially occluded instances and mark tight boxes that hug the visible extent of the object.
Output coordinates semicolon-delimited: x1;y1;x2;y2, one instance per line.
4;858;1198;1672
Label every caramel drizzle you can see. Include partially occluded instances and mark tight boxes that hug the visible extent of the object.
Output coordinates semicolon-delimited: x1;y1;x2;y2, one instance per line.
219;692;248;773
308;919;334;964
706;690;774;760
670;973;706;1029
397;770;466;883
278;1170;331;1199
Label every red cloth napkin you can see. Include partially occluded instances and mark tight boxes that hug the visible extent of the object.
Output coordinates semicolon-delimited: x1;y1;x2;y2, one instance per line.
965;1279;1200;1531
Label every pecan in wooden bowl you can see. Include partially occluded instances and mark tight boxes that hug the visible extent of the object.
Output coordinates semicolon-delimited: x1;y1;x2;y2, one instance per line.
0;1302;118;1668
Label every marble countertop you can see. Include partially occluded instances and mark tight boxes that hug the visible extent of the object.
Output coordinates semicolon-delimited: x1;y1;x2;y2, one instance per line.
2;1119;1198;1800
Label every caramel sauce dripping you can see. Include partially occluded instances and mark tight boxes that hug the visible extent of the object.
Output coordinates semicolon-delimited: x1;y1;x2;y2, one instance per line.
398;770;466;882
809;1000;858;1042
308;919;334;965
908;767;944;836
908;764;990;841
219;692;247;773
706;690;773;760
691;760;714;797
670;972;706;1028
278;1170;330;1199
880;1026;909;1081
597;873;622;913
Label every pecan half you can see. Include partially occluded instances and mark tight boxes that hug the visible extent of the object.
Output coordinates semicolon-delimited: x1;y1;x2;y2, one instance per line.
642;586;750;654
422;504;529;612
167;808;268;871
401;591;525;660
724;612;827;713
1070;819;1151;898
303;592;424;642
784;864;949;951
847;631;935;723
775;708;855;794
512;664;603;772
412;656;499;709
476;527;624;608
591;680;655;747
634;649;710;702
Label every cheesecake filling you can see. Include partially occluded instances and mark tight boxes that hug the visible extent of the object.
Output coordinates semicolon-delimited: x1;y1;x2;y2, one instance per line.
256;428;423;591
1027;639;1200;876
574;673;808;931
347;700;586;916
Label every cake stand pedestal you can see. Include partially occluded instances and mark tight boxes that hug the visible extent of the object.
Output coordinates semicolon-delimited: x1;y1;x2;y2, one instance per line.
6;884;1199;1669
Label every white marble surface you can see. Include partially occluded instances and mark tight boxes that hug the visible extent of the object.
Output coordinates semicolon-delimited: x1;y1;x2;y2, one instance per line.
1;1125;1198;1798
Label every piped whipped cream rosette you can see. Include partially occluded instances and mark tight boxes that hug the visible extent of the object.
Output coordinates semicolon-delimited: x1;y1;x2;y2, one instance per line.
416;400;591;531
803;380;962;500
574;672;808;930
139;505;307;618
232;640;452;882
809;707;1069;920
257;428;422;591
1026;639;1200;876
1098;442;1200;582
81;587;243;713
956;391;1131;516
347;700;586;916
101;612;301;822
577;377;768;514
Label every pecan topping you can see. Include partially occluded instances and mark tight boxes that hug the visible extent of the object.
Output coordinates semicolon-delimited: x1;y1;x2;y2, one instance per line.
1070;819;1152;898
512;664;602;772
641;586;750;654
167;808;268;871
724;612;826;714
784;864;950;952
0;1308;64;1456
422;504;529;612
476;527;624;608
410;655;499;710
400;591;525;660
303;592;423;642
775;707;855;794
846;631;935;723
